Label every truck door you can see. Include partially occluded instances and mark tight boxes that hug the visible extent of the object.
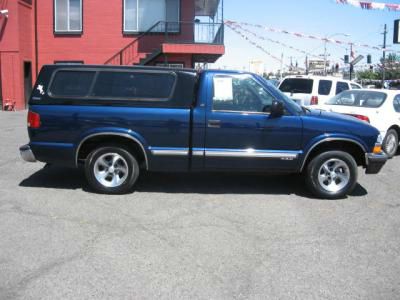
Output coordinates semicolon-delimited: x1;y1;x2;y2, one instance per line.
203;73;303;171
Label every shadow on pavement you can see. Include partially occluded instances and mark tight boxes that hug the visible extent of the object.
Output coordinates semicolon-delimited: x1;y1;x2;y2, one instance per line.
19;165;368;198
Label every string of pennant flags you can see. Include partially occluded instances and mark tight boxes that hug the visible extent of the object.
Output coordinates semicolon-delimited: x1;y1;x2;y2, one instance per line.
225;20;392;52
228;22;323;60
226;23;290;67
226;20;399;70
335;0;400;11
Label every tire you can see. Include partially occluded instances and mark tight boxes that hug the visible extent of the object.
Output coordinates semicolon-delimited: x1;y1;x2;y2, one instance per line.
305;151;358;199
382;129;398;159
84;144;139;194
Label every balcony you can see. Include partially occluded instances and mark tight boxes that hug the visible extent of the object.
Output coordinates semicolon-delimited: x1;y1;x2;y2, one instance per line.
105;21;225;66
148;21;224;44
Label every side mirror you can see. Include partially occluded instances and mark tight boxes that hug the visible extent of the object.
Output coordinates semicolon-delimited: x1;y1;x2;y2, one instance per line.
270;100;284;117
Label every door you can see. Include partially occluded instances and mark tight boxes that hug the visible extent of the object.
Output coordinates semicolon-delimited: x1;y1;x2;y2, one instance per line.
24;62;32;108
204;73;303;171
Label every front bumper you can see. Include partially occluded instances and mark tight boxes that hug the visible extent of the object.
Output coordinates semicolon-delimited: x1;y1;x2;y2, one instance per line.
20;144;37;163
365;152;387;174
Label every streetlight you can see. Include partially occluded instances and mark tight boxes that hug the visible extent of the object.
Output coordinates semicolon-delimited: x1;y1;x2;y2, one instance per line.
323;33;350;76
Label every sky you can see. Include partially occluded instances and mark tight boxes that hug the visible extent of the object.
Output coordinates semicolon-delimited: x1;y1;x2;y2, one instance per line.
212;0;400;73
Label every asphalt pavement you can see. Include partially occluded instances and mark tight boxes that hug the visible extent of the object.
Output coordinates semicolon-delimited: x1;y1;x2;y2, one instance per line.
0;110;399;299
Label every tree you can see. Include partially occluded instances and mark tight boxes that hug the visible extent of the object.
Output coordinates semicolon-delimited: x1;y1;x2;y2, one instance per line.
357;69;380;80
379;53;400;80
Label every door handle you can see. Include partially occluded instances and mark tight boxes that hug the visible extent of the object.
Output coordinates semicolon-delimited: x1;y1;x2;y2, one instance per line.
208;120;221;128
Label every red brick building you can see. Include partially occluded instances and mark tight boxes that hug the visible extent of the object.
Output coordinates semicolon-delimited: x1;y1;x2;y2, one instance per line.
0;0;224;110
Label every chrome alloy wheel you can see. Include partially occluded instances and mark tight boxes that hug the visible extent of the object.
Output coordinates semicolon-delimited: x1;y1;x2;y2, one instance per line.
94;153;129;188
385;133;397;155
318;158;350;193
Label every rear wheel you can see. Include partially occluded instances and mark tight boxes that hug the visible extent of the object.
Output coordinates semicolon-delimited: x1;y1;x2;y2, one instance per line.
383;129;398;158
85;145;139;194
305;151;358;199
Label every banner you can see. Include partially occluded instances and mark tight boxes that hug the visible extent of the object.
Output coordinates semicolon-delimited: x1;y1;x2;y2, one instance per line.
229;23;322;60
336;0;400;11
226;20;392;52
226;23;291;67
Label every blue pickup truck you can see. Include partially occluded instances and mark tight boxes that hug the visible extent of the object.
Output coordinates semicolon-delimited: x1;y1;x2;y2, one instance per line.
20;65;387;198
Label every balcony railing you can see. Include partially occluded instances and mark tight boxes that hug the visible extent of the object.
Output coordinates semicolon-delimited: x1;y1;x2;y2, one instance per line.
149;21;224;45
105;21;224;65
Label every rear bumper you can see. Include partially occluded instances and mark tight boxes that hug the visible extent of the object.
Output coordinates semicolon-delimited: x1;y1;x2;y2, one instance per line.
20;144;37;163
365;152;387;174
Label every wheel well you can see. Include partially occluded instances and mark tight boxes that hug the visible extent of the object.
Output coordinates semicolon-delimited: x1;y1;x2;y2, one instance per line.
302;140;366;170
77;135;147;169
387;125;400;138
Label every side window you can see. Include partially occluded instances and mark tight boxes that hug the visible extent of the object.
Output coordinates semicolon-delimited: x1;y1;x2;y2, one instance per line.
318;80;333;96
351;83;361;89
213;75;275;113
394;95;400;113
336;82;350;95
91;71;176;99
49;70;95;97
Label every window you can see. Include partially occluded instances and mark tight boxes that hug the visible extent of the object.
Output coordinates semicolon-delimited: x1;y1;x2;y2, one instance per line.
213;75;276;113
351;83;361;89
91;71;175;99
124;0;179;33
318;80;332;96
279;78;313;94
335;82;350;95
394;95;400;113
326;90;387;108
54;0;82;33
50;71;95;97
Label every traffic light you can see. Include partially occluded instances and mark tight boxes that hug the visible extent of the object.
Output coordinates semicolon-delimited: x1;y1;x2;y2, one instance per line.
394;20;400;44
367;54;372;64
344;55;349;64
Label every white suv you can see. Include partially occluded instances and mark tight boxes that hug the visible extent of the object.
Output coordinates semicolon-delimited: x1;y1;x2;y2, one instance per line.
278;75;362;106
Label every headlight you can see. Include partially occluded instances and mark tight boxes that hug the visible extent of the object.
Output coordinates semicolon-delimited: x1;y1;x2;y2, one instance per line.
376;134;384;145
373;134;384;154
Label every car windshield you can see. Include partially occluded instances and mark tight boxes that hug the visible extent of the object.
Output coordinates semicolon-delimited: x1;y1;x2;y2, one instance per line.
279;78;313;94
326;90;387;108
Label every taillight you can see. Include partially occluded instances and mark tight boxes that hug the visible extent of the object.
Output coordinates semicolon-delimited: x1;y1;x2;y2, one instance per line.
349;114;370;123
27;111;41;128
310;96;318;105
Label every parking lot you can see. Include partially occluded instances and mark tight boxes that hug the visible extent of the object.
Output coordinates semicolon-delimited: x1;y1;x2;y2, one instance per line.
0;110;399;299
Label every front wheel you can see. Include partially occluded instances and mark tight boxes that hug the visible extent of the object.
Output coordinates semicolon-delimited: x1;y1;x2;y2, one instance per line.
305;151;358;199
85;145;139;194
383;129;398;159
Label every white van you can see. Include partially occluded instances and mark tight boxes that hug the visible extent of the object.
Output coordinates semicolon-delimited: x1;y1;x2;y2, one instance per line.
278;75;362;106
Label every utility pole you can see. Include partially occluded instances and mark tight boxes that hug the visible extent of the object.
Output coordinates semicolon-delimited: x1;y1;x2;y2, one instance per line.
324;38;327;76
349;43;353;81
382;24;387;88
280;52;284;80
305;55;309;75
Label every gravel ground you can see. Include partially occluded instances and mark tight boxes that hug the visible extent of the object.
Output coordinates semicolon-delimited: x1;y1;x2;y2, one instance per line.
0;110;399;299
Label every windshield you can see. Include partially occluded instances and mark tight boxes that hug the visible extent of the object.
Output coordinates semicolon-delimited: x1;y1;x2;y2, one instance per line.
326;90;387;108
279;78;313;94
